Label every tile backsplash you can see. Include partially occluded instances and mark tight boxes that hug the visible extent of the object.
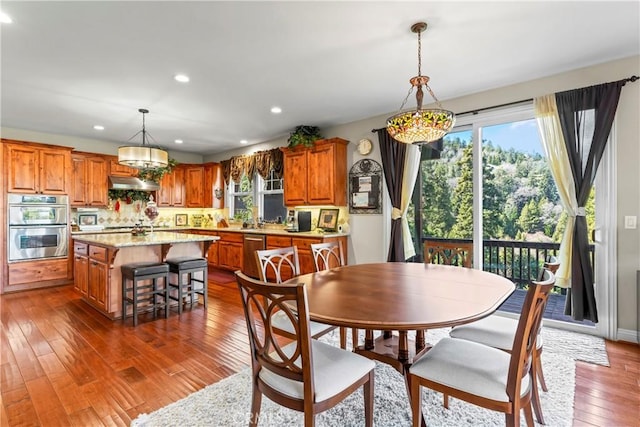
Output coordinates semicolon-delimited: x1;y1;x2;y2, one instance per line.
71;202;350;230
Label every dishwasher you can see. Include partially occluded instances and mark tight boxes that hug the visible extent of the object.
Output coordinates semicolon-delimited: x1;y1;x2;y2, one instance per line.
242;234;266;279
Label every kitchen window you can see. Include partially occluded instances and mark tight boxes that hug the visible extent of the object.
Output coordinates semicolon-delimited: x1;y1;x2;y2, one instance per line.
227;170;287;223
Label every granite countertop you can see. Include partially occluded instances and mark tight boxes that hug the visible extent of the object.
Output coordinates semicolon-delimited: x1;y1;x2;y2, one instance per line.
71;226;348;239
72;231;219;248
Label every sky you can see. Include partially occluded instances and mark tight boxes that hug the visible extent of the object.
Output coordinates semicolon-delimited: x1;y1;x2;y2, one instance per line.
446;119;543;155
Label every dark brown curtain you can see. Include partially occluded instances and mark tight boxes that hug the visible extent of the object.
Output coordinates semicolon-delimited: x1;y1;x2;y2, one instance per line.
221;160;231;185
555;80;625;322
221;148;284;184
377;129;407;262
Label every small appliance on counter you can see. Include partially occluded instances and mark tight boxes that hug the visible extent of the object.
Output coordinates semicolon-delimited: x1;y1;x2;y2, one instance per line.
285;210;312;232
285;210;297;231
297;211;312;232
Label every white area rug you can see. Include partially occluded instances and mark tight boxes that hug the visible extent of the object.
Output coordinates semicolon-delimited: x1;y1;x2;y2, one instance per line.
131;327;608;427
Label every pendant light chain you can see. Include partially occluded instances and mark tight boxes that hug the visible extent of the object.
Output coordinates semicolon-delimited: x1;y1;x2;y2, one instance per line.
417;27;422;77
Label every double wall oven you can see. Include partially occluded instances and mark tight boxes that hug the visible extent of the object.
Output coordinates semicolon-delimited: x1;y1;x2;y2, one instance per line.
7;194;69;262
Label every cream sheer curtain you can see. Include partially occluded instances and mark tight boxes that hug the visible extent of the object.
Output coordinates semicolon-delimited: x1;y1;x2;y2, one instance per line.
398;144;421;259
534;95;576;288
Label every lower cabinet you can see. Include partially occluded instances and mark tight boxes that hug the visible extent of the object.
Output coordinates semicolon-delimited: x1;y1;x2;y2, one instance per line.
73;243;88;297
5;258;71;293
74;241;109;312
218;232;243;271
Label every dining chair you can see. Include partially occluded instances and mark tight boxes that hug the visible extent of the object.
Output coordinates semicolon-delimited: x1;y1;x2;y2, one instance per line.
409;269;556;427
235;271;375;427
416;239;474;349
310;241;352;350
449;265;557;424
254;246;340;346
423;239;473;268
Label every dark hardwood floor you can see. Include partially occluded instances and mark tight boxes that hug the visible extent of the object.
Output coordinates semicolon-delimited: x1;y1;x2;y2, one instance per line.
1;268;638;426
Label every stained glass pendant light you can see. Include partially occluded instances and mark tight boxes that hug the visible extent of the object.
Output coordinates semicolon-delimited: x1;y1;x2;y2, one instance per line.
118;108;169;169
387;22;455;144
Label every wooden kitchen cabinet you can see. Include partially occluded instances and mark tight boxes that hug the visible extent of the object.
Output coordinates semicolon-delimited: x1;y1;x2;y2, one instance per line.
108;157;139;177
73;242;89;297
188;229;219;266
87;245;109;312
203;162;224;208
71;153;108;207
217;232;243;271
157;165;185;207
4;140;72;194
6;258;71;292
281;138;348;206
185;165;205;208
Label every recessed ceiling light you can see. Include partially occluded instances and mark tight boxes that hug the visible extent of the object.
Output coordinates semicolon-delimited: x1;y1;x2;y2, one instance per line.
240;140;248;144
174;139;183;144
0;12;12;24
93;125;104;131
174;74;190;83
270;106;282;114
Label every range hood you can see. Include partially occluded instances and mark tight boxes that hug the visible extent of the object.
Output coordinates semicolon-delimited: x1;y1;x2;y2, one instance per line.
108;176;160;191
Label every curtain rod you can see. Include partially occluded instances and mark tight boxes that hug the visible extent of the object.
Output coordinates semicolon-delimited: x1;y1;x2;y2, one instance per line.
372;75;639;133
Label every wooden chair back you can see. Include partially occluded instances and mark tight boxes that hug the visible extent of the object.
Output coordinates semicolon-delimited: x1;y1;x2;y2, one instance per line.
544;254;560;274
255;246;300;283
235;272;314;401
310;241;345;271
506;268;555;403
423;240;473;268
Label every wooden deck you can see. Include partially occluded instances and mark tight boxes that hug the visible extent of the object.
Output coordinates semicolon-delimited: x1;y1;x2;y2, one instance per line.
499;288;595;326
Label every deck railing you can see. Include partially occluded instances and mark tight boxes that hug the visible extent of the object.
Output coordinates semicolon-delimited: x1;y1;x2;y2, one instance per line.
419;237;595;289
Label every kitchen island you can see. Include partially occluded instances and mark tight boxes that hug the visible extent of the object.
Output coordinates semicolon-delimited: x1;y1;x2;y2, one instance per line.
72;231;219;319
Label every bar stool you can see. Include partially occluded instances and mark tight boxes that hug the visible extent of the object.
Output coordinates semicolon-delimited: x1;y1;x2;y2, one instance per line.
166;257;208;314
121;262;170;326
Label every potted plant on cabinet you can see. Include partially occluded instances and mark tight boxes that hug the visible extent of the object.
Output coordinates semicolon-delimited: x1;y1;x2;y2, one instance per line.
287;125;323;148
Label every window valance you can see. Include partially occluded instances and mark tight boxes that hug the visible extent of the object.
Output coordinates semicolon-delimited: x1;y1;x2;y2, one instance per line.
221;148;284;184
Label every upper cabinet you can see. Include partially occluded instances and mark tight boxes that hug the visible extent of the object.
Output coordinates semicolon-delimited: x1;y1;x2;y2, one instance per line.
4;140;72;195
70;153;108;207
281;138;348;206
157;165;185;207
203;162;224;209
184;165;205;208
107;157;139;177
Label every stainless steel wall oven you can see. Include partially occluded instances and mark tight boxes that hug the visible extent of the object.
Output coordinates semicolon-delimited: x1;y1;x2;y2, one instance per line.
7;194;69;261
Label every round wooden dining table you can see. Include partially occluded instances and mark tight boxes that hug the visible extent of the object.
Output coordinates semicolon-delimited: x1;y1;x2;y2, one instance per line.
285;262;515;373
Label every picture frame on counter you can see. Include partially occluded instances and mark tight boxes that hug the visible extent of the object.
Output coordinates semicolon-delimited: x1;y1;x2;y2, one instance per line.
175;214;188;226
78;214;98;226
318;208;339;231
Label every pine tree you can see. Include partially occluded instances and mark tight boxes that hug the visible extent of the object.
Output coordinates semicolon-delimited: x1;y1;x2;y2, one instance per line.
422;162;454;237
450;144;474;238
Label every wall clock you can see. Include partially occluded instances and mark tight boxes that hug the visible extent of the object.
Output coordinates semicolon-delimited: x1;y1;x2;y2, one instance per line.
357;138;373;155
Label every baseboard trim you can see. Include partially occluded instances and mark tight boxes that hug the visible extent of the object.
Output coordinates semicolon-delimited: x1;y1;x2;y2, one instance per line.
616;328;639;344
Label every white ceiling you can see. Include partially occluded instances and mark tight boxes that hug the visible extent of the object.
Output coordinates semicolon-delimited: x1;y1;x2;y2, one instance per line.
1;1;639;155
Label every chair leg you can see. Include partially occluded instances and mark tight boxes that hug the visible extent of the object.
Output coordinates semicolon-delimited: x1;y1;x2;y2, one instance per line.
523;402;535;427
535;348;548;391
303;412;315;427
531;366;545;424
443;393;449;409
339;327;347;349
249;387;262;427
410;375;423;427
505;412;519;427
364;371;374;427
